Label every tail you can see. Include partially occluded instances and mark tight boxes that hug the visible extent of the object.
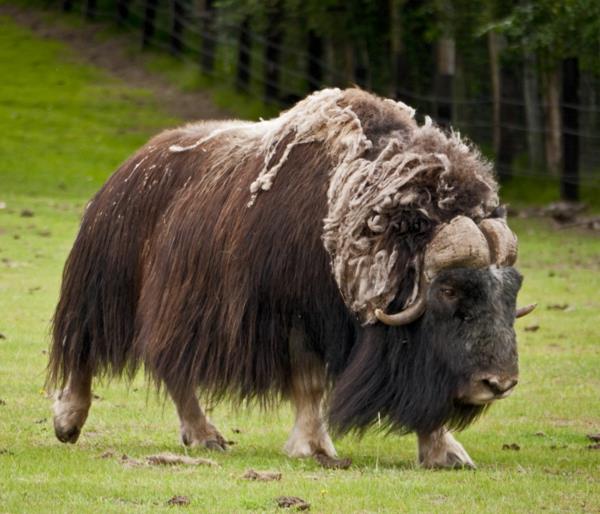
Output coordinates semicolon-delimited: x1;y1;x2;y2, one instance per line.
47;202;140;390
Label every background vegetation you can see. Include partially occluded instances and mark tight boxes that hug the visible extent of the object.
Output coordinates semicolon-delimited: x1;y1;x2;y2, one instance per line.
31;0;600;206
0;5;599;513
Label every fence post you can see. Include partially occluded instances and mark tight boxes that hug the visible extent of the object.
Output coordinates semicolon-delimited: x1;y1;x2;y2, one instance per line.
561;57;580;201
389;0;407;99
264;1;283;103
307;29;323;92
235;17;251;91
170;0;185;56
84;0;96;20
200;0;216;74
142;0;158;49
117;0;130;26
434;37;454;126
497;61;522;181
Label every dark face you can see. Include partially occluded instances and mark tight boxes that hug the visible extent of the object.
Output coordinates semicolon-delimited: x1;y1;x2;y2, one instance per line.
421;266;522;406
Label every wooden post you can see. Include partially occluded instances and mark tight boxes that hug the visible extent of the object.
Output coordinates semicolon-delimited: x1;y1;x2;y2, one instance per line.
263;1;283;103
307;29;323;92
389;0;407;99
523;50;545;170
561;57;579;201
543;66;562;176
235;17;251;91
434;37;455;127
84;0;96;20
200;0;216;74
497;60;521;181
117;0;129;26
142;0;158;49
170;0;185;56
354;43;370;89
488;32;502;157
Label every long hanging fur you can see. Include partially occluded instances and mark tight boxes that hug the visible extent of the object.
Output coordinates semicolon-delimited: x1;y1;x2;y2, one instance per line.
48;88;500;430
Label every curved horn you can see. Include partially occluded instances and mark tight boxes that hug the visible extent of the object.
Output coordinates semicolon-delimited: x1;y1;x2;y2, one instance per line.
375;294;426;326
423;216;491;281
376;216;490;326
478;218;518;266
516;303;536;318
375;276;427;326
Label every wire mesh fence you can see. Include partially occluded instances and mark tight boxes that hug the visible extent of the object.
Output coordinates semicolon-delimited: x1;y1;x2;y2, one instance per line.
42;0;600;197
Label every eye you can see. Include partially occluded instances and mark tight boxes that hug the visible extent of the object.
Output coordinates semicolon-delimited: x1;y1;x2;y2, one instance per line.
440;286;456;299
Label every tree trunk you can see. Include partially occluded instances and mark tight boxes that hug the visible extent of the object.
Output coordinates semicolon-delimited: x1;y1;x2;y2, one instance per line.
264;1;283;103
142;0;158;49
200;0;216;74
343;41;354;86
170;0;185;56
84;0;96;20
497;59;521;181
561;57;579;201
522;51;545;170
435;36;455;127
235;17;251;92
488;32;502;157
389;0;406;98
307;29;323;92
453;52;466;128
354;43;370;89
543;65;562;176
324;37;340;86
117;0;129;26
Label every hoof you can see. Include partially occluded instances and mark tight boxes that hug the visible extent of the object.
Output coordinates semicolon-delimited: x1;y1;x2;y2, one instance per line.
54;423;81;444
284;427;337;458
52;391;90;445
181;422;227;451
419;430;476;470
205;439;227;452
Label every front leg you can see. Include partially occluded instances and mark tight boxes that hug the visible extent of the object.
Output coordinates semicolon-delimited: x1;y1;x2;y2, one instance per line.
417;427;475;469
284;327;337;458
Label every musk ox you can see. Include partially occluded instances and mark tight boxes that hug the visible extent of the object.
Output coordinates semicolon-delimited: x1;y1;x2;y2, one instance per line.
48;88;534;468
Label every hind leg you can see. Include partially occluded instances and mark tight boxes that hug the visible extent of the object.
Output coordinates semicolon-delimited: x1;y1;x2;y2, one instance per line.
284;328;336;458
167;384;227;451
53;369;92;443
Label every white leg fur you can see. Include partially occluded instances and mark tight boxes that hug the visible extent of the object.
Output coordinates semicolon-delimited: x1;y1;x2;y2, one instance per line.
418;427;476;469
284;327;337;458
52;372;92;443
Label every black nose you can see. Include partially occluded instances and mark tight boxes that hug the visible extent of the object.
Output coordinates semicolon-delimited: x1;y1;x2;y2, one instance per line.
481;376;518;396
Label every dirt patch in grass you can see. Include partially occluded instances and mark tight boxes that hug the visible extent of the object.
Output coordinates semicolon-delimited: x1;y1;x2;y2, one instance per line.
118;452;218;468
0;4;230;123
167;495;190;506
243;469;282;481
276;496;310;511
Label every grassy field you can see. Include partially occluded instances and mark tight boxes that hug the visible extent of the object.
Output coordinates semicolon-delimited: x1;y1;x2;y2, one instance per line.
0;13;599;513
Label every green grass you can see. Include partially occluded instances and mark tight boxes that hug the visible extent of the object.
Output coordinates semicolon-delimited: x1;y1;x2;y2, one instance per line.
1;14;599;513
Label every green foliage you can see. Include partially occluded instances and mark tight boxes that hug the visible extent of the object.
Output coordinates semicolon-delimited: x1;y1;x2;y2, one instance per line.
491;0;600;71
1;15;600;513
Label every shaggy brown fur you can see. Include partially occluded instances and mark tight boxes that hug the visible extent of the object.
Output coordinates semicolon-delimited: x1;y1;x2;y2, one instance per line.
48;88;500;420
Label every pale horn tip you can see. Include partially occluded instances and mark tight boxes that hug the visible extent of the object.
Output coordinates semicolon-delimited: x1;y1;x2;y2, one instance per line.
516;303;537;319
